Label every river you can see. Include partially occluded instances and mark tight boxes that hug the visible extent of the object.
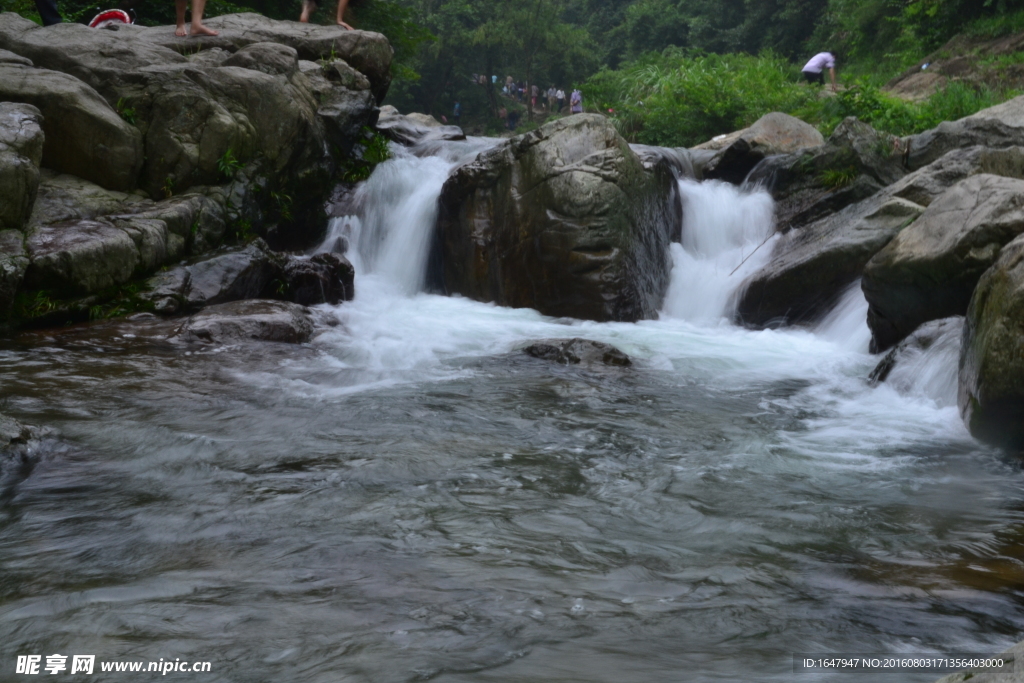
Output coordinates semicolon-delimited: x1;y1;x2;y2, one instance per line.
1;140;1022;682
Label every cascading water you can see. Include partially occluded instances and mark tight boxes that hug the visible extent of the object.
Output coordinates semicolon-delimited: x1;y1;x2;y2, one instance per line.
1;141;1020;683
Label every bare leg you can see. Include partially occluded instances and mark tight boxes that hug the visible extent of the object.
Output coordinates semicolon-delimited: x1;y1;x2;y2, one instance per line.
335;0;352;29
299;0;315;22
175;0;187;36
189;0;219;36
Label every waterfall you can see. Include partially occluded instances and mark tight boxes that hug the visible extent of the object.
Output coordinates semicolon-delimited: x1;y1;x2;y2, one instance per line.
814;282;872;354
661;179;776;323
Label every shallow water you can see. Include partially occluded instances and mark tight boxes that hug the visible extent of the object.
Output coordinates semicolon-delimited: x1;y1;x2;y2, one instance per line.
1;147;1022;682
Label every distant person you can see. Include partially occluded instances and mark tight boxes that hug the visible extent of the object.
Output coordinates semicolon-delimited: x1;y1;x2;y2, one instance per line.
175;0;218;36
556;88;565;113
300;0;353;29
546;86;556;111
570;88;582;114
507;109;519;131
531;84;539;108
34;0;62;26
802;51;837;92
453;100;461;126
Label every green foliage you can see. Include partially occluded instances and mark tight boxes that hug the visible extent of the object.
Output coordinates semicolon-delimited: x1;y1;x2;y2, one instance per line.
115;98;137;125
217;148;244;180
340;129;392;182
585;48;817;147
231;218;254;242
161;175;175;199
819;166;858;188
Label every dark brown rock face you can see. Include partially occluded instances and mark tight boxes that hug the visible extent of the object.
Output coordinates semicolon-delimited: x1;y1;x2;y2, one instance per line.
435;115;680;323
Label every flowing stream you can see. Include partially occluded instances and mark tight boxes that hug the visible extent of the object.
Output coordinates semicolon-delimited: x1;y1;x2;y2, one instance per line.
1;141;1023;682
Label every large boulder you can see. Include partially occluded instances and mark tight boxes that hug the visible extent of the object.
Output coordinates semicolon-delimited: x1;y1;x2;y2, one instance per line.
959;234;1024;450
177;299;315;344
736;196;924;326
0;102;43;232
863;174;1024;351
0;62;143;192
909;94;1024;170
282;252;354;306
697;112;825;185
375;105;465;146
435;114;679;322
24;219;139;296
746;117;909;233
737;146;1024;329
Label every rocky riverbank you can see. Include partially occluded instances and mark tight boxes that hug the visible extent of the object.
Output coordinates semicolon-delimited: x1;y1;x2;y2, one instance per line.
0;11;389;326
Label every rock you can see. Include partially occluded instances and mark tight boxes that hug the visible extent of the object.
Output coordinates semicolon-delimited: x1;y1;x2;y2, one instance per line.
863;174;1024;351
0;229;28;317
737;146;1024;329
869;316;962;406
0;102;43;232
910;94;1024;170
318;87;379;157
282;252;354;305
699;112;825;185
133;13;393;103
177;239;285;310
24;219;139;296
26;172;152;228
524;338;632;367
222;42;298;77
323;58;372;92
958;234;1024;450
0;411;31;449
737;196;924;327
629;144;696;179
0;63;143;192
177;299;314;344
436;114;679;322
376;106;465;146
0;47;31;66
746;118;909;234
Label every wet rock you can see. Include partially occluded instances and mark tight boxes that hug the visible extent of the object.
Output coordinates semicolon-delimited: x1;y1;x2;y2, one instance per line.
177;299;314;344
697;112;825;185
26;171;151;228
0;412;32;449
932;639;1024;683
376;105;465;146
864;174;1024;351
0;102;44;232
318;87;379;158
910;94;1024;170
282;252;354;306
524;338;632;367
0;62;143;192
747;118;909;233
869;316;962;385
436;114;679;323
737;146;1024;330
959;234;1024;450
629;144;696;180
25;219;139;296
176;239;285;310
323;58;372;92
0;229;28;317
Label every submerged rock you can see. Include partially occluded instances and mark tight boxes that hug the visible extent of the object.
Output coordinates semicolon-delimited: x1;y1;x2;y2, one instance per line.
436;114;679;323
869;317;962;407
959;233;1024;450
177;299;314;344
864;174;1024;351
524;338;632;367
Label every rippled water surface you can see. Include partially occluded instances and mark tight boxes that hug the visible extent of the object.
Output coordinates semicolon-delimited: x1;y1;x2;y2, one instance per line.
1;147;1023;682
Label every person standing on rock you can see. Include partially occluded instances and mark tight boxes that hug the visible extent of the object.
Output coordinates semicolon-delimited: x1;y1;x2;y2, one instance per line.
570;88;583;114
300;0;353;29
174;0;219;36
453;100;462;127
802;51;837;92
34;0;62;26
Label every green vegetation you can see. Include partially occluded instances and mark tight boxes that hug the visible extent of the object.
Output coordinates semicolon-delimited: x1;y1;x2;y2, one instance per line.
340;129;393;183
115;98;137;125
217;148;244;181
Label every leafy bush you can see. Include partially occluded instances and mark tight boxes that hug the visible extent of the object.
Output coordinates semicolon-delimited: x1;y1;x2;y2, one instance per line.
584;48;817;147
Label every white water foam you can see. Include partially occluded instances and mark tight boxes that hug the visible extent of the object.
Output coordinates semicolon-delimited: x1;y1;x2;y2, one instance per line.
661;180;776;323
814;281;872;354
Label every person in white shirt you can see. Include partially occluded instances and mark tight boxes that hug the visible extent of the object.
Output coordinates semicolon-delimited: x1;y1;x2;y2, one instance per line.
802;51;837;92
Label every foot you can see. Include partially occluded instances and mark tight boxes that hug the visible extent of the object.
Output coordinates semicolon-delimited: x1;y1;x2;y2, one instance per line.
336;19;353;29
189;23;218;36
175;23;186;37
